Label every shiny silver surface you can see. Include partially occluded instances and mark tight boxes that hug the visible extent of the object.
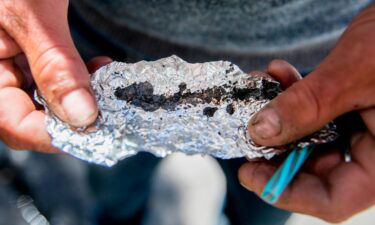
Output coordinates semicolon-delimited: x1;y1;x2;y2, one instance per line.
38;56;337;167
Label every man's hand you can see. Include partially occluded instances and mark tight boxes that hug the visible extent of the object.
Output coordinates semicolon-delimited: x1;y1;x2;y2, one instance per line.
0;0;110;152
239;4;375;223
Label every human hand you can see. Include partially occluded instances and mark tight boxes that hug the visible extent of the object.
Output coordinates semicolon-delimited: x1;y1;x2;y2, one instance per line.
0;0;112;152
0;54;111;153
0;1;115;152
239;4;375;222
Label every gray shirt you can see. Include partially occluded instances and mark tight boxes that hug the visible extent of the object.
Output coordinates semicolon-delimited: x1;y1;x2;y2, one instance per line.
71;0;371;71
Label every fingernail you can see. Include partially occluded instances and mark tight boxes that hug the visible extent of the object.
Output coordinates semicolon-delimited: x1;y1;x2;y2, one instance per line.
250;107;281;139
62;88;97;127
240;182;253;192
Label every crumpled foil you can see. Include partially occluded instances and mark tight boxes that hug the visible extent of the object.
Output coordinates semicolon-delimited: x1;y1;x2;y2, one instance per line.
37;56;337;167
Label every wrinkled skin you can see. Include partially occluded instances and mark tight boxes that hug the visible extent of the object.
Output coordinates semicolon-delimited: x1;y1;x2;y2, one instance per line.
241;3;375;223
0;0;114;152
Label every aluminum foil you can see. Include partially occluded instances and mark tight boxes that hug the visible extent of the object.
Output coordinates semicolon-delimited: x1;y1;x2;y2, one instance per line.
37;56;337;167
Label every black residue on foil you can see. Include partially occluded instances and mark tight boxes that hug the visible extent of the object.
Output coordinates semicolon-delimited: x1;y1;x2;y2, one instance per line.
226;103;235;115
203;107;218;117
114;79;280;112
261;79;280;99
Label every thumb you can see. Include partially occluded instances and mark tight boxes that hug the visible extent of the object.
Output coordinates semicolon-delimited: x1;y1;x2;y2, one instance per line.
1;0;97;127
247;65;348;146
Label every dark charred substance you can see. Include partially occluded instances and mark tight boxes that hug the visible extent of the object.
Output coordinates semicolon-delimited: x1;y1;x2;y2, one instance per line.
225;63;235;74
261;79;280;99
114;79;280;113
226;103;235;115
203;107;218;117
232;87;261;100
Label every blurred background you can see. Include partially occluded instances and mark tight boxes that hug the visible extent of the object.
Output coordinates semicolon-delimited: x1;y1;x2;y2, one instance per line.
0;143;374;225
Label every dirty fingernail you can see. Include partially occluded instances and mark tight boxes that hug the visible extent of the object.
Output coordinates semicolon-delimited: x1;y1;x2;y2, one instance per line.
250;107;281;139
62;88;97;127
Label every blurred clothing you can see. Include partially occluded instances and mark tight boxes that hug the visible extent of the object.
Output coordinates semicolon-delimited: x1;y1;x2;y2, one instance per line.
88;153;159;225
71;0;371;72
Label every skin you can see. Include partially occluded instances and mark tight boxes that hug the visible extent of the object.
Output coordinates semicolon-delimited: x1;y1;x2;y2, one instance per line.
240;3;375;223
0;0;113;152
0;0;374;222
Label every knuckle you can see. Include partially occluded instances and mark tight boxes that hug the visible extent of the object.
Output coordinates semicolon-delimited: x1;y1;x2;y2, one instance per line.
34;47;84;101
34;45;77;73
40;73;78;103
288;80;321;122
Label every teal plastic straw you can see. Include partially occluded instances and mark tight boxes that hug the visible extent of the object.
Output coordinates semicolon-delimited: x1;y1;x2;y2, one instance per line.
261;145;314;204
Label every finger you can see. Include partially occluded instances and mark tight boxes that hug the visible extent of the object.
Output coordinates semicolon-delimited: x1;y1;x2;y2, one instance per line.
360;108;375;136
303;148;342;177
0;87;59;153
266;59;302;89
248;23;375;147
0;29;21;58
0;59;23;88
238;162;329;215
0;60;57;152
248;60;301;89
18;111;61;153
238;162;341;222
86;56;113;74
13;54;34;89
247;63;347;146
239;162;276;193
324;133;375;221
349;132;375;176
239;133;375;223
1;1;98;127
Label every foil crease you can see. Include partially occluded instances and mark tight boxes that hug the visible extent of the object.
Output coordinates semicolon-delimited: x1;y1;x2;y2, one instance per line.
38;56;337;167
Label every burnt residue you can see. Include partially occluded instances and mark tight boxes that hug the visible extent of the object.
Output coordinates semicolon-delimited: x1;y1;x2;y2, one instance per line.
114;81;162;111
232;87;261;100
178;82;187;92
232;79;280;101
261;79;280;99
114;79;280;113
226;103;235;115
203;107;218;117
225;63;235;74
114;81;225;111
